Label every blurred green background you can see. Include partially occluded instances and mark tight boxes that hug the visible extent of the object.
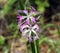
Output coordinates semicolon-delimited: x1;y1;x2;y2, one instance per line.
0;0;60;53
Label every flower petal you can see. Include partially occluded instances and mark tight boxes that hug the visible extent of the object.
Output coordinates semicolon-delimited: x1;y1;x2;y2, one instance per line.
17;15;26;21
26;19;30;24
23;10;28;15
20;25;29;32
22;30;30;37
32;30;38;36
31;17;36;23
30;10;36;15
32;24;40;31
18;10;28;15
36;15;40;20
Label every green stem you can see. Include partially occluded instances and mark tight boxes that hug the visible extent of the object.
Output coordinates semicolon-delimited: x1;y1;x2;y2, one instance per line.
36;39;40;53
30;41;36;53
26;41;29;53
26;46;29;53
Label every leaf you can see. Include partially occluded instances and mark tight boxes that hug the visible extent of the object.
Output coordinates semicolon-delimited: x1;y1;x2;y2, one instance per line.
38;7;45;13
18;0;24;10
35;0;49;13
0;36;5;45
1;0;16;18
39;37;48;45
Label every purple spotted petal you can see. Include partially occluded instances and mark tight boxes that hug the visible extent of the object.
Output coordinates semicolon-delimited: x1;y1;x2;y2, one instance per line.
33;24;40;31
31;17;36;23
23;10;28;15
18;10;28;14
20;24;29;32
26;19;30;24
17;15;20;20
22;30;30;37
17;15;26;21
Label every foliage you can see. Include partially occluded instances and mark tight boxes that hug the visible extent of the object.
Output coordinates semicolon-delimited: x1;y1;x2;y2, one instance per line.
0;36;5;45
35;0;49;13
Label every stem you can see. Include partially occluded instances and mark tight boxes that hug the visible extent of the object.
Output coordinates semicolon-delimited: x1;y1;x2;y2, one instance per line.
36;39;40;53
30;41;36;53
30;32;36;53
26;46;29;53
26;41;29;53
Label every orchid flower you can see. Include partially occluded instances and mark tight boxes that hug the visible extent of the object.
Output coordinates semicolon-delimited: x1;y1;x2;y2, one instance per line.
20;24;40;42
17;8;40;24
17;7;41;42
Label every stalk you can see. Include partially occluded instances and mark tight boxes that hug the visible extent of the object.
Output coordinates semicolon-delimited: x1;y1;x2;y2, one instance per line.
26;41;30;53
35;39;40;53
30;32;36;53
30;41;36;53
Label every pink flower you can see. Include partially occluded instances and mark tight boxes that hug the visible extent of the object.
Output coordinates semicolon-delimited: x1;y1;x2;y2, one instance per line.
20;24;40;42
17;7;40;24
17;7;41;42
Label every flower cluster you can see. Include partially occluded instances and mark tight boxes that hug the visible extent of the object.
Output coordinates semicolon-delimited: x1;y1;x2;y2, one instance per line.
17;7;40;42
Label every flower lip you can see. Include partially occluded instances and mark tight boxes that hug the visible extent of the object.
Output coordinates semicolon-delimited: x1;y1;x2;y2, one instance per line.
20;24;30;32
20;24;40;40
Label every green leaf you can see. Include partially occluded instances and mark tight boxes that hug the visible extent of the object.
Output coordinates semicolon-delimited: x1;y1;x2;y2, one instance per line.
41;23;60;36
39;37;48;45
35;0;49;13
18;0;24;10
41;23;54;33
30;42;36;53
0;36;5;45
1;0;16;18
38;7;45;13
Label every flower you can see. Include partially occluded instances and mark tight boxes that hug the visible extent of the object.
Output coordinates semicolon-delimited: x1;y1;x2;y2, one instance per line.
17;7;40;24
20;24;40;42
17;7;41;42
17;15;27;27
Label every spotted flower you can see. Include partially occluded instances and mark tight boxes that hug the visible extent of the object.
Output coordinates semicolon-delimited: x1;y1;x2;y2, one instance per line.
17;7;40;24
20;24;40;42
17;7;41;42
